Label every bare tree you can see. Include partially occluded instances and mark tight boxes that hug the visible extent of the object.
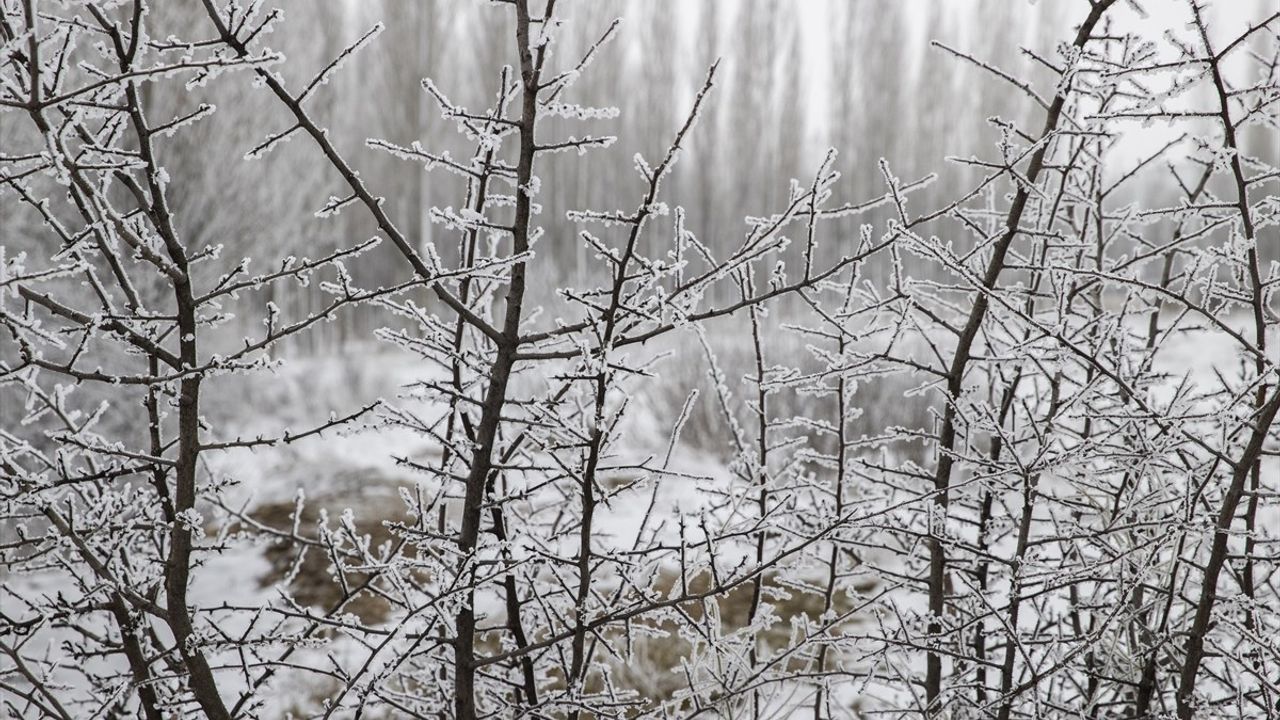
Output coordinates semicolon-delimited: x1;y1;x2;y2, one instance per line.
3;1;1277;718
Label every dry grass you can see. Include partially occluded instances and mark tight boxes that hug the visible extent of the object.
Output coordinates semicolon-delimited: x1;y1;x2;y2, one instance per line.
245;470;881;714
575;567;882;711
635;322;936;465
247;471;412;625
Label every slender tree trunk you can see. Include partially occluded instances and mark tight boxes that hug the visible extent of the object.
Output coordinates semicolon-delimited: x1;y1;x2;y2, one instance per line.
453;3;543;716
923;3;1115;710
1175;8;1276;714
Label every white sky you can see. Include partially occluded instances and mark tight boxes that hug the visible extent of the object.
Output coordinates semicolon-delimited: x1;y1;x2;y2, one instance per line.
775;0;1278;168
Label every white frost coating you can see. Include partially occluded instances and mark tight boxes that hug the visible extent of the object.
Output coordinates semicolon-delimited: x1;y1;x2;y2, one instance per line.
539;102;621;120
3;3;1276;718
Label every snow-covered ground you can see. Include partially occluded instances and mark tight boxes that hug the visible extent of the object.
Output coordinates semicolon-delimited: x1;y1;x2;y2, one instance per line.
6;316;1275;717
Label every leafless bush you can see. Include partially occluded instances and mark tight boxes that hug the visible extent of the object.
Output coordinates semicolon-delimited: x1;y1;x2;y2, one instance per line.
2;1;1277;718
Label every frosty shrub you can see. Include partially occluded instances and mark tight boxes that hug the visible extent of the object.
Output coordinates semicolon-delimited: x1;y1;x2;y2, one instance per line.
2;0;1277;718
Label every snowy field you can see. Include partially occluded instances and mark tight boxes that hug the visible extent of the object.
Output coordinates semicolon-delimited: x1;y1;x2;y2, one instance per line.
9;314;1270;717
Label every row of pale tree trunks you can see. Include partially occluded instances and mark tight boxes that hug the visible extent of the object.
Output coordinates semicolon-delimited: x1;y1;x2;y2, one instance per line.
0;5;1108;339
5;1;1272;353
